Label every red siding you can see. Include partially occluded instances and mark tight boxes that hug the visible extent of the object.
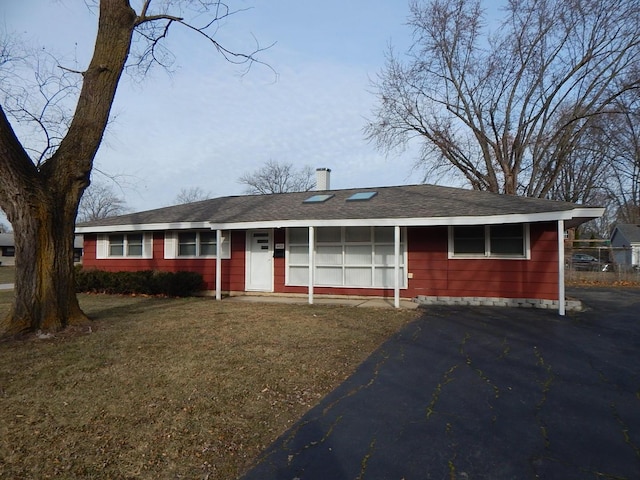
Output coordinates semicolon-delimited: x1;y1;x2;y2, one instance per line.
82;232;244;291
273;229;286;292
228;231;246;292
404;224;559;300
82;222;560;300
274;223;559;300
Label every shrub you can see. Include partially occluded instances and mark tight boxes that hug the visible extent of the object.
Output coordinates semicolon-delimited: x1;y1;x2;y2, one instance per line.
75;267;203;297
152;271;204;297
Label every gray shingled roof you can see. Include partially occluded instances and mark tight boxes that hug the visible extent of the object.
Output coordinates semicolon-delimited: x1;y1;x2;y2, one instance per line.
76;184;600;231
612;224;640;243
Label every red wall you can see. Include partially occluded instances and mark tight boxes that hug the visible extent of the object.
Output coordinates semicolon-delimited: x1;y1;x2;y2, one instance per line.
274;223;559;300
82;232;246;292
403;223;559;300
82;223;559;300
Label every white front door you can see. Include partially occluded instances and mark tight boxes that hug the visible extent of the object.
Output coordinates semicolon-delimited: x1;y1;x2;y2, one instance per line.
246;230;273;291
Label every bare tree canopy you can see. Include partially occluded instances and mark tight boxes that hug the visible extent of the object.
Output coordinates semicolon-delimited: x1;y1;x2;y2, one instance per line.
77;181;128;222
366;0;640;197
238;160;316;194
174;186;211;204
0;1;268;335
605;96;640;225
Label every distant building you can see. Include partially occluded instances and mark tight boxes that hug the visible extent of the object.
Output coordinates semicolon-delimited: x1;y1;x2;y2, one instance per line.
0;234;83;266
610;224;640;267
0;233;15;266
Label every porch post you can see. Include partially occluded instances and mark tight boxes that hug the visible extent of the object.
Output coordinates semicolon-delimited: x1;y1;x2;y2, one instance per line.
557;220;565;316
215;229;222;301
308;226;314;305
394;225;400;309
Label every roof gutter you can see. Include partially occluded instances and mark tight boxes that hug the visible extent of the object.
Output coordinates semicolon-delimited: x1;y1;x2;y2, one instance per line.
74;207;605;234
208;208;605;231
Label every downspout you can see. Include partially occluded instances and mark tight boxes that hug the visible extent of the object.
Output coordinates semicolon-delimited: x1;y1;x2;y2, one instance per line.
558;220;565;316
308;226;314;305
394;225;400;308
216;229;222;301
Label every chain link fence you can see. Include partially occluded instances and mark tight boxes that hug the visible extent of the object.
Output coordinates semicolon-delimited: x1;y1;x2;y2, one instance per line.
565;245;640;284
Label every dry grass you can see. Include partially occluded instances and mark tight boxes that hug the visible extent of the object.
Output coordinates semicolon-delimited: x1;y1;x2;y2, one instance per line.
0;291;418;479
566;270;640;287
0;266;15;284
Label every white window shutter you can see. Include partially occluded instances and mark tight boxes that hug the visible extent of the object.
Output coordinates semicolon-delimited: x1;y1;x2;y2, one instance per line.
164;232;177;259
143;233;153;259
221;231;231;258
96;235;108;259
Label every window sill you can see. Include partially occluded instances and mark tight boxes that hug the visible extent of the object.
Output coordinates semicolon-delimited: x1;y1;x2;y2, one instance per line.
285;283;407;289
175;255;229;260
448;254;528;260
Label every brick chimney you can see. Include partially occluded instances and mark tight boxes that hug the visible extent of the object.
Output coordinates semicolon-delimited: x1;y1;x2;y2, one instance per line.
316;168;331;190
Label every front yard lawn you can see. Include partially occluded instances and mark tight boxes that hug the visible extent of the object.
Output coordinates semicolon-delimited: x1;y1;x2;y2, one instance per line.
0;266;15;284
0;292;418;479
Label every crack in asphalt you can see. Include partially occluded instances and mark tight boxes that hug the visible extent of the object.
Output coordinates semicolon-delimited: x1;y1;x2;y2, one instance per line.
355;437;376;480
426;364;459;420
281;415;344;467
533;346;555;411
321;350;391;417
611;402;640;459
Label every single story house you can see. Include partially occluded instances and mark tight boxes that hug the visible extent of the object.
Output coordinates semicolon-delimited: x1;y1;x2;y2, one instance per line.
76;175;603;314
610;224;640;267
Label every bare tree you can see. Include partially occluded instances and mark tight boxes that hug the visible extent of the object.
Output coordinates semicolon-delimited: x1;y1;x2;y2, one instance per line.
606;100;640;225
366;0;640;197
174;186;211;204
238;160;316;194
0;1;269;335
547;115;614;204
77;181;128;222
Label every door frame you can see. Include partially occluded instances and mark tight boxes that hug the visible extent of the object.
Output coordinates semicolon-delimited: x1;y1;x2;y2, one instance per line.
245;229;274;292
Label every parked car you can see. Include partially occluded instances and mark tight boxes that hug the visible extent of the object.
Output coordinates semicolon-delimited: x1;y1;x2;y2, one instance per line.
567;253;609;271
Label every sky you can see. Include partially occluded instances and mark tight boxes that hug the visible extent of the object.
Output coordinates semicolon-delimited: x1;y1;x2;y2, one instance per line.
2;0;424;214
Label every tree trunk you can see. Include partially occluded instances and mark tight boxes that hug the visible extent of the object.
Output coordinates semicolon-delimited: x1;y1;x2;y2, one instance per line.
0;0;137;336
2;186;87;335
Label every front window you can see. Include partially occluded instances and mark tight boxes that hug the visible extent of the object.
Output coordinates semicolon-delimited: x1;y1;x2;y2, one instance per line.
108;233;145;257
126;234;143;256
199;232;217;256
490;224;525;255
287;226;406;288
108;234;124;256
178;232;197;256
452;226;485;255
173;231;230;258
450;224;528;258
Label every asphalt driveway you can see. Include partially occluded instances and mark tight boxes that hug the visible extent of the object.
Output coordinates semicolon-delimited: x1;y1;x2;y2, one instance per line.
241;287;640;479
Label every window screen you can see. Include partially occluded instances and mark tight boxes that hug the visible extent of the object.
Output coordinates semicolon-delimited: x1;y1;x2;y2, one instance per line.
453;226;485;254
490;224;524;255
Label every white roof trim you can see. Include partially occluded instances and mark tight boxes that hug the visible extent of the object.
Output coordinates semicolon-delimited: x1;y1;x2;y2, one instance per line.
75;208;604;234
210;208;605;230
75;222;211;233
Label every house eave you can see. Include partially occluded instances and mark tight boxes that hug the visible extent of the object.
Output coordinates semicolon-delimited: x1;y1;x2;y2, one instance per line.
210;208;605;230
75;207;604;234
75;222;212;234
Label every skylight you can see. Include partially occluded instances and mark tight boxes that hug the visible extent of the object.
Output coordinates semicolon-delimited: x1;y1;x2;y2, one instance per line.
346;191;377;201
303;194;335;203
